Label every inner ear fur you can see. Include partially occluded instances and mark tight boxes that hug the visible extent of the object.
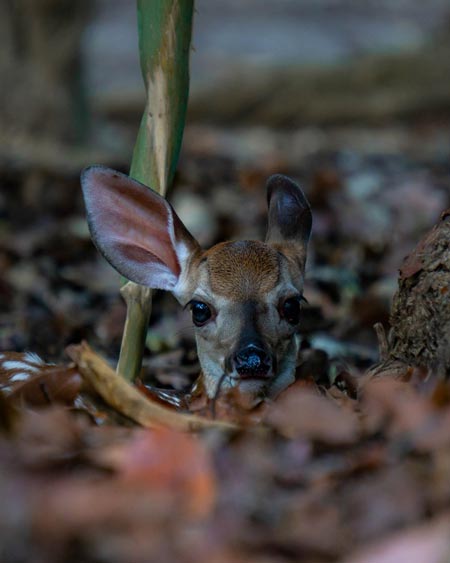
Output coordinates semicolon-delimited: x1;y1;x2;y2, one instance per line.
81;165;200;291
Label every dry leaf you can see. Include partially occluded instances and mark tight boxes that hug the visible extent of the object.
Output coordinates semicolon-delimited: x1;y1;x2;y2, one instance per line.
266;388;359;444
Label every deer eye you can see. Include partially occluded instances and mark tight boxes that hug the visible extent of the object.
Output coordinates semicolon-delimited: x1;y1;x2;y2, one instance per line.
280;296;303;325
189;300;212;327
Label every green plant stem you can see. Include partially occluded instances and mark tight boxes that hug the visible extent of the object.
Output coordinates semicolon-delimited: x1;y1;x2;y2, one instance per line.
117;283;152;382
116;0;194;382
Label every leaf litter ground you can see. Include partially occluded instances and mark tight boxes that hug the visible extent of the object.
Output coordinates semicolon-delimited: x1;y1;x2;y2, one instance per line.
1;124;450;562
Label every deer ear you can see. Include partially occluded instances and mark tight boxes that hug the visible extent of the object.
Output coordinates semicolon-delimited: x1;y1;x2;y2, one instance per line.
81;166;200;291
265;174;312;261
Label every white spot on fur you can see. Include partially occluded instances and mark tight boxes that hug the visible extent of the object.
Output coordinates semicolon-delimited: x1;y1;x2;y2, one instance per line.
2;361;39;373
10;372;31;382
24;352;45;365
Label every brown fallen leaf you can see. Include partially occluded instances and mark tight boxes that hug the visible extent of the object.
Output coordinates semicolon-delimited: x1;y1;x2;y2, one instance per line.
186;377;269;425
430;378;450;408
407;406;450;453
0;389;18;434
265;386;359;444
32;479;177;561
277;487;349;558
66;342;237;432
97;427;216;519
14;407;85;468
343;514;450;563
360;377;431;438
135;381;189;410
344;464;426;543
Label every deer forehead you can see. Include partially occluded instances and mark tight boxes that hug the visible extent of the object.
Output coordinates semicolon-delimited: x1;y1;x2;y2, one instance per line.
201;240;281;300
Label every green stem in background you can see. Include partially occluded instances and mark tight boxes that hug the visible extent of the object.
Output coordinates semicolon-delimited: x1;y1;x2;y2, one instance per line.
117;0;194;382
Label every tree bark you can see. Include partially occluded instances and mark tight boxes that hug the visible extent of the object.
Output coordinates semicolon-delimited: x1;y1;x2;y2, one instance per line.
370;210;450;380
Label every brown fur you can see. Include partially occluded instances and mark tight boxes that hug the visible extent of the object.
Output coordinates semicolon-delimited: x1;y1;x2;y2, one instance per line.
203;241;280;300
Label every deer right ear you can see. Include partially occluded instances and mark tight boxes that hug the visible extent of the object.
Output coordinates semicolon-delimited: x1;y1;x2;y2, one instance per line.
80;166;200;291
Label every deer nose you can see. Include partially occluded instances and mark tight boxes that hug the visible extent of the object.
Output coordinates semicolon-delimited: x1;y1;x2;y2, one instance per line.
233;344;273;378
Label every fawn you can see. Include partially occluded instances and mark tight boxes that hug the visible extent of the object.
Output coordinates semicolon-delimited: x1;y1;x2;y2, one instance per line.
81;167;312;405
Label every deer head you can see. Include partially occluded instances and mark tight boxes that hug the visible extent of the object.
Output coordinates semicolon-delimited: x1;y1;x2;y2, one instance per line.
81;166;312;405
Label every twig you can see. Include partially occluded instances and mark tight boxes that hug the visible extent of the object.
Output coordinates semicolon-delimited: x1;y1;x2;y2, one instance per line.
373;322;389;362
210;372;228;420
66;342;237;433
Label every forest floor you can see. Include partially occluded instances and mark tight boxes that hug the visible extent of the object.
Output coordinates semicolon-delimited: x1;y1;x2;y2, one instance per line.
1;122;450;562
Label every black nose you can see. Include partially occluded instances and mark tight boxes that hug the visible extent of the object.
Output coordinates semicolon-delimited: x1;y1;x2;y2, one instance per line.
233;344;273;378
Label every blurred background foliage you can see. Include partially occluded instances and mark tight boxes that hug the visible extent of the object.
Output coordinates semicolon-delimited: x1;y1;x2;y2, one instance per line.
2;0;450;165
0;0;450;370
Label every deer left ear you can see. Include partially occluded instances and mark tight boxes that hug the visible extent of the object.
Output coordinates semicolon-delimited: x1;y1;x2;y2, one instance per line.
265;174;312;260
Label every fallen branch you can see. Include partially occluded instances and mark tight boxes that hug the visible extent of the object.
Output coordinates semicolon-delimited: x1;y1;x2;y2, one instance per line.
66;342;237;432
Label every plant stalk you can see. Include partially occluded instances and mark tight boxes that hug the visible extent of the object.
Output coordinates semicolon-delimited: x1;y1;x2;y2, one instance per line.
117;0;194;382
